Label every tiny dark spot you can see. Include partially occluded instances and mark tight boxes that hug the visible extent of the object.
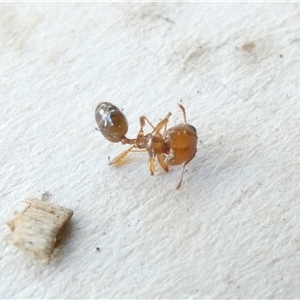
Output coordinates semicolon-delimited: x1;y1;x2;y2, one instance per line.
258;183;261;185
197;91;200;93
96;247;100;251
108;156;110;161
237;286;240;289
280;54;283;57
180;99;183;103
103;232;106;235
138;219;140;222
291;38;300;44
29;241;33;244
157;15;175;24
128;224;130;227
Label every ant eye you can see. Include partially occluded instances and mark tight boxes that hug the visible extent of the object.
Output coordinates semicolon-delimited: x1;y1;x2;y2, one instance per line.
188;125;197;133
95;102;128;143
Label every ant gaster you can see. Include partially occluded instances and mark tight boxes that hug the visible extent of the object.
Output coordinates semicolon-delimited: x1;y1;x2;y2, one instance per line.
95;102;197;189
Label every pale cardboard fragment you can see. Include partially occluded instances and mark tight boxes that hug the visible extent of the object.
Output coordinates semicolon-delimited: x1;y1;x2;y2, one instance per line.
7;199;73;265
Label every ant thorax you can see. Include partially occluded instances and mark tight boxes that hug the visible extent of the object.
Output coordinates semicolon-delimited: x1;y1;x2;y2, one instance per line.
136;133;170;156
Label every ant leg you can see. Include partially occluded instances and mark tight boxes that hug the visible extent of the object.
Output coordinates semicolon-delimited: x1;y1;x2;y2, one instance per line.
148;156;155;175
157;154;169;173
162;122;168;135
140;113;171;135
151;112;172;134
178;104;187;125
109;147;147;166
175;157;193;190
140;116;156;130
108;146;135;166
137;116;152;137
131;149;147;152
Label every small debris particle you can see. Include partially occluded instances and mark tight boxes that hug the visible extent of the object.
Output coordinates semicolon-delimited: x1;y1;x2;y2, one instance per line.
242;42;255;53
7;198;73;265
96;247;100;251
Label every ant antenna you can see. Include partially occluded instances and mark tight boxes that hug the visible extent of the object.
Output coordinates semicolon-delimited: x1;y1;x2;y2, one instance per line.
178;103;187;125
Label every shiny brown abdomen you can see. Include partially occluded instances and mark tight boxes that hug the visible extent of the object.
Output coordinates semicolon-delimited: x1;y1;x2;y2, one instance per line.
164;124;197;166
95;102;128;143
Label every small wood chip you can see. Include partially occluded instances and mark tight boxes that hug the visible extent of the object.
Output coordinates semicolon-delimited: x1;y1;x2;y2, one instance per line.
7;199;73;265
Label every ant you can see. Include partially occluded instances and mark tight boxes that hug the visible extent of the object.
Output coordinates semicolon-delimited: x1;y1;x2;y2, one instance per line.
95;102;197;189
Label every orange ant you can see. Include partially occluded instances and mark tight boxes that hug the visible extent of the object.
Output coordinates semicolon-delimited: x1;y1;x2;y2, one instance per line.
95;102;197;189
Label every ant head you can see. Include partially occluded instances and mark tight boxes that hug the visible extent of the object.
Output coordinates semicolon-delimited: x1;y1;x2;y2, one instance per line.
95;102;128;143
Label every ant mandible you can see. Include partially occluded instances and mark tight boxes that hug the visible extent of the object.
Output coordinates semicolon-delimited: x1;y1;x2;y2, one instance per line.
95;102;197;189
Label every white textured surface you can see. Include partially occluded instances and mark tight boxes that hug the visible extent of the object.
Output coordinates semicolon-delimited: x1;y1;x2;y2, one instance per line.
1;2;300;298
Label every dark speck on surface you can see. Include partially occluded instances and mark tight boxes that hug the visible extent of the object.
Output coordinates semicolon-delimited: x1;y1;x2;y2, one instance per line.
157;14;175;24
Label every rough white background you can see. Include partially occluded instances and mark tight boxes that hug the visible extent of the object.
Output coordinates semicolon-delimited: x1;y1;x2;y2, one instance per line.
0;2;300;299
